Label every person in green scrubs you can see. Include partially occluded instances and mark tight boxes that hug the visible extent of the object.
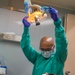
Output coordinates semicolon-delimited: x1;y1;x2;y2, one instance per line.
20;7;68;75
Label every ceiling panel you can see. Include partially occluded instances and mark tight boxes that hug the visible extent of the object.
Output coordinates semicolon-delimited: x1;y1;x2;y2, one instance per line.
0;0;75;11
32;0;75;11
0;0;9;8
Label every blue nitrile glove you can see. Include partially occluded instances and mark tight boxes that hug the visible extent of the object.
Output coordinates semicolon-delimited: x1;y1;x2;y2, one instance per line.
22;16;30;27
49;7;59;21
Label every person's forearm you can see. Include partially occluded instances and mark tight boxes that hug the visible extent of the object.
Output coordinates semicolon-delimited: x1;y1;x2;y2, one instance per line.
20;27;30;49
54;19;68;44
54;19;68;62
20;27;38;64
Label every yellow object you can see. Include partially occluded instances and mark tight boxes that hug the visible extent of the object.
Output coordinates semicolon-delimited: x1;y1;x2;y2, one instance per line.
27;5;47;23
27;11;43;23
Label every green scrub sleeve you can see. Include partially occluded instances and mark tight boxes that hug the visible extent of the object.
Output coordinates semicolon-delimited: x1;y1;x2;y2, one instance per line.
54;19;68;63
20;27;39;64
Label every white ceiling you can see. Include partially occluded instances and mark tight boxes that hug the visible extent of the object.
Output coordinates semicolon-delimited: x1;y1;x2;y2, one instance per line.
0;0;75;11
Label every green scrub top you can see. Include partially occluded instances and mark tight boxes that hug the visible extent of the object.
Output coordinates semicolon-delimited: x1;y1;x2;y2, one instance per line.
20;19;68;75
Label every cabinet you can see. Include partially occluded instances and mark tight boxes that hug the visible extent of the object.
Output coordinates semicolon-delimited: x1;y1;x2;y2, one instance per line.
64;14;75;75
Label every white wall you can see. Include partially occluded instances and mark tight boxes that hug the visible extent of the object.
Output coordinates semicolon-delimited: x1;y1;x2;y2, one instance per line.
0;7;75;75
0;8;55;75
